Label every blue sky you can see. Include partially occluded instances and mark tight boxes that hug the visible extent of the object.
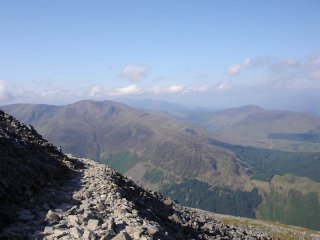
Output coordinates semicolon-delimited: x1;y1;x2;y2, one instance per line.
0;0;319;112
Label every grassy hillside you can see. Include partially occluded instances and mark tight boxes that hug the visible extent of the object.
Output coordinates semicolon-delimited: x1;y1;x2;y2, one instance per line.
256;174;320;231
215;213;320;240
210;139;320;182
257;189;320;230
160;179;262;218
100;152;141;174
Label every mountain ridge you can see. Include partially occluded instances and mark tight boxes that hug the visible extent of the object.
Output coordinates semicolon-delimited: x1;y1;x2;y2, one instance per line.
2;100;251;191
0;110;282;239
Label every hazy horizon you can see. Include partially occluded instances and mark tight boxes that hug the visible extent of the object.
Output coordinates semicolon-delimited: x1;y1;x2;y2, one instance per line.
0;1;319;113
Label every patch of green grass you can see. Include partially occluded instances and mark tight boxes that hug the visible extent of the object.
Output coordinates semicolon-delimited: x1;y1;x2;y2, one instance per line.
143;168;164;183
219;216;318;240
256;189;320;231
160;179;262;218
209;139;320;182
101;152;140;174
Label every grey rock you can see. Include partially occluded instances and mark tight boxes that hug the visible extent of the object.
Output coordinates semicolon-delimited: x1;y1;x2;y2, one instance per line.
67;214;79;227
70;227;82;238
87;218;100;231
45;210;60;223
112;231;132;240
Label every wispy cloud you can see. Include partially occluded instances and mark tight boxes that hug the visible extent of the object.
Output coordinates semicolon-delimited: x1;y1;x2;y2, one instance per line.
0;80;13;103
122;65;148;82
151;85;209;94
88;84;209;97
227;53;320;89
305;54;320;81
108;85;144;96
228;58;251;75
14;87;85;104
89;84;104;97
216;82;232;91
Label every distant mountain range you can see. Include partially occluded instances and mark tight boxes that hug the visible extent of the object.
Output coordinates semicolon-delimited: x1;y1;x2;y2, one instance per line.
120;99;320;150
1;100;249;190
2;100;320;231
187;105;320;151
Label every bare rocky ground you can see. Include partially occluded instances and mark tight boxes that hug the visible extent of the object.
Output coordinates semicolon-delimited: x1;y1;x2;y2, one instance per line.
1;155;276;240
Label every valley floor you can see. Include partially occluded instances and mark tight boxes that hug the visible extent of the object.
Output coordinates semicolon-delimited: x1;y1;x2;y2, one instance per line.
1;156;318;240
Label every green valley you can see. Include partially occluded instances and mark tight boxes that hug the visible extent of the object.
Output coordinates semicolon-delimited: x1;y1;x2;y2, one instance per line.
160;179;262;218
210;139;320;182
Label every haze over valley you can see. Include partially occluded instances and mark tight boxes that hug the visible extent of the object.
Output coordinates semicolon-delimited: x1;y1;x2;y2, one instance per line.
1;0;320;238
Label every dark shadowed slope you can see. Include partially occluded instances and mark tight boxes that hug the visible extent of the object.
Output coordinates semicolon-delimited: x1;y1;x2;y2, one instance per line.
0;109;76;229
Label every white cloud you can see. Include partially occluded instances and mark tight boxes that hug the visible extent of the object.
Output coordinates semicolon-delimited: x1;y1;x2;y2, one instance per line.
166;85;186;94
228;64;242;75
216;82;232;91
228;58;251;75
108;85;144;96
122;65;148;82
243;58;251;67
3;80;209;104
89;84;104;97
189;85;209;92
0;81;13;103
306;54;320;80
150;85;209;94
13;87;86;104
227;53;320;89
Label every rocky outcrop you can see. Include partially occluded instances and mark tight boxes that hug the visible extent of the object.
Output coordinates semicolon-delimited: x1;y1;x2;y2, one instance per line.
0;110;78;230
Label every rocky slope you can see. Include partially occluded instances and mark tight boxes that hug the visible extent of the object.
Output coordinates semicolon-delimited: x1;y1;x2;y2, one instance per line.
1;154;276;240
0;109;78;230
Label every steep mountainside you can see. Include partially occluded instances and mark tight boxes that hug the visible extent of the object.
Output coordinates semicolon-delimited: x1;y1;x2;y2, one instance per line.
2;100;250;191
0;109;75;229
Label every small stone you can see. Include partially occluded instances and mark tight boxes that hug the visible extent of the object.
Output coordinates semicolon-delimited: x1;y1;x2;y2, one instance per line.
145;224;159;236
44;234;55;240
70;227;82;238
53;229;68;238
112;231;132;240
99;230;115;240
43;226;54;235
169;212;184;224
107;217;116;230
83;229;94;239
125;227;144;239
68;215;79;226
45;210;60;223
88;219;100;231
163;198;174;206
